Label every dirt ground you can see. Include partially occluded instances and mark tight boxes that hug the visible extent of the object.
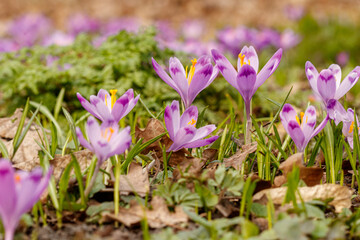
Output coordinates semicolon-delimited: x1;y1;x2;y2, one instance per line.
0;0;359;29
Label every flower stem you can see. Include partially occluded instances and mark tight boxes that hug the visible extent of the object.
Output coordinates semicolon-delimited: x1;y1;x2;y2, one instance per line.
245;100;252;144
114;156;120;228
83;163;101;200
5;227;14;240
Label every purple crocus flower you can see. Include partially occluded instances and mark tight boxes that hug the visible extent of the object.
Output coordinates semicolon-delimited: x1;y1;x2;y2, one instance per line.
152;55;219;108
77;89;139;123
211;46;282;143
341;108;360;148
280;104;329;152
0;159;51;240
327;99;359;148
164;101;218;152
76;117;132;164
305;61;360;112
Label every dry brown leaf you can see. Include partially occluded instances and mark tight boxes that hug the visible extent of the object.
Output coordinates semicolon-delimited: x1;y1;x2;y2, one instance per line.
172;157;206;180
223;143;257;170
51;150;94;180
1;109;46;167
135;118;167;153
253;184;354;213
0;108;28;139
276;153;323;187
103;196;188;228
118;163;150;197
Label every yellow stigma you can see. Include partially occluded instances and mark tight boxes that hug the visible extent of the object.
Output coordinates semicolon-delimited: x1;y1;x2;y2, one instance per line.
188;118;196;126
349;121;355;134
110;89;117;109
101;127;115;142
296;112;306;126
238;53;250;67
187;58;197;85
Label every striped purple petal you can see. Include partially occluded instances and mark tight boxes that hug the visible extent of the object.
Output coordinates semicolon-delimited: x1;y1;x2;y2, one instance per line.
167;126;196;152
254;48;282;92
305;61;319;95
328;64;341;89
238;46;259;73
317;69;336;103
334;66;360;100
211;49;237;88
187;63;213;107
164;101;181;141
152;58;183;97
180;105;198;128
280;103;297;125
236;65;257;102
286;120;305;152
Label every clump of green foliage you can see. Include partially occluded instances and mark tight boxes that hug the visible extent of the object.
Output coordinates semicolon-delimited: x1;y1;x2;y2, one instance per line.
0;29;175;116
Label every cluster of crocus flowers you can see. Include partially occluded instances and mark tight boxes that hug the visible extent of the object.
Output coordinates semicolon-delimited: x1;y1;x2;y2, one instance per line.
211;46;283;143
280;104;329;152
305;61;360;114
77;89;137;196
152;55;218;109
0;159;51;240
77;88;139;123
164;101;218;152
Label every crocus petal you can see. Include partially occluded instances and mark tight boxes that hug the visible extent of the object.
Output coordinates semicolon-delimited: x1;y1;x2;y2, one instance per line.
180;105;198;128
328;64;341;89
164;101;181;140
76;127;94;151
280;103;297;125
169;57;188;101
301;106;317;140
111;89;139;122
194;55;212;71
188;64;213;107
206;65;219;87
109;127;132;156
286;120;305;152
14;168;51;219
90;96;113;121
317;69;336;102
334;66;360;100
305;61;319;95
183;136;219;149
326;99;347;123
77;93;102;120
236;65;257;102
167;126;196;152
97;89;110;102
309;114;330;141
152;58;183;98
0;160;16;223
254;48;282;92
238;46;259;73
86;116;102;145
211;49;237;88
191;125;217;141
